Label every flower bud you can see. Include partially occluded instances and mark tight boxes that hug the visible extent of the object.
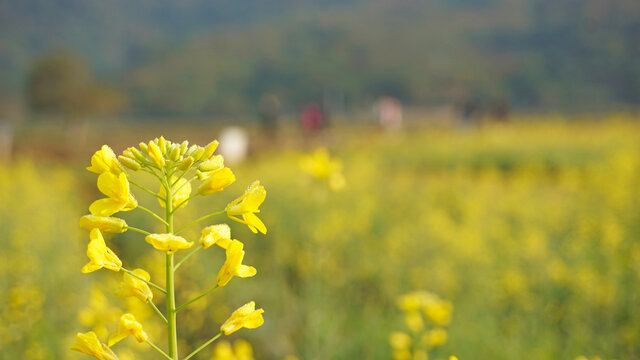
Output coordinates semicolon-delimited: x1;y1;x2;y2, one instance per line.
201;140;219;160
79;215;128;233
139;142;149;154
186;144;198;156
193;147;205;161
129;147;146;162
198;167;236;195
158;136;167;154
178;157;194;171
122;149;135;159
169;146;181;161
180;140;189;154
198;155;224;172
118;155;141;171
147;141;165;167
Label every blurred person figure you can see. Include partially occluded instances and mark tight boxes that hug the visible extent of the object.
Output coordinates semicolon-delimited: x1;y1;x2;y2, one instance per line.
0;119;12;163
219;126;249;164
377;96;403;132
258;94;280;139
299;103;323;135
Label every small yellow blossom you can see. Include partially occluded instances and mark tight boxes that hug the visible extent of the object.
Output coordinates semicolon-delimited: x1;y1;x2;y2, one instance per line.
413;350;428;360
158;176;192;209
300;148;346;191
115;269;153;302
217;240;257;287
108;313;148;346
211;340;254;360
198;167;236;195
405;311;424;332
424;300;453;326
422;328;448;349
70;331;118;360
82;229;122;273
79;215;128;233
200;224;232;249
449;356;459;360
392;350;412;360
233;339;254;360
89;172;138;217
87;145;122;175
147;140;165;167
226;181;267;234
211;341;234;360
220;301;264;335
389;331;412;350
145;233;193;254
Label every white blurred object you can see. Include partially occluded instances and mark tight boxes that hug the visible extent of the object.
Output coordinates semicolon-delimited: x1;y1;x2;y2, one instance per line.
219;126;249;164
0;120;13;163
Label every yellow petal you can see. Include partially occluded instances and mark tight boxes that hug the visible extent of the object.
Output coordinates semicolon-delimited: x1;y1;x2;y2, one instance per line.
89;198;124;217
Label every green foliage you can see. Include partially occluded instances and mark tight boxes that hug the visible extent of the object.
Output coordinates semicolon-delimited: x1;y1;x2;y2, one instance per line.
3;0;640;115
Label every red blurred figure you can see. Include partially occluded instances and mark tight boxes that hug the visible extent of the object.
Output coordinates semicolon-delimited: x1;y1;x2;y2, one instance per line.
299;103;323;134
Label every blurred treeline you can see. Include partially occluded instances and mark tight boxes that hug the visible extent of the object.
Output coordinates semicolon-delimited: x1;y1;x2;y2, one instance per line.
1;0;639;116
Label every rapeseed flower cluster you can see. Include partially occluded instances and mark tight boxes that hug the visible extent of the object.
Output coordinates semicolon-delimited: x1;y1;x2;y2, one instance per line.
300;148;346;191
73;137;266;360
390;291;453;360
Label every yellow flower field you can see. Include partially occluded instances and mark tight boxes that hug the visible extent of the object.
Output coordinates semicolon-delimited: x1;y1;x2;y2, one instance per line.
1;116;639;359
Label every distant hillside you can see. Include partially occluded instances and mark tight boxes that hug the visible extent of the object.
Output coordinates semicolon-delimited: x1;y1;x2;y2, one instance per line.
2;0;639;116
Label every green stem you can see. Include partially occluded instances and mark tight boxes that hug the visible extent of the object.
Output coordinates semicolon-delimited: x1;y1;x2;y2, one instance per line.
146;340;173;360
171;193;198;215
174;245;202;271
175;284;219;312
125;226;151;236
182;332;223;360
165;173;179;360
147;299;168;324
137;205;169;226
121;268;166;294
174;210;225;235
129;179;164;200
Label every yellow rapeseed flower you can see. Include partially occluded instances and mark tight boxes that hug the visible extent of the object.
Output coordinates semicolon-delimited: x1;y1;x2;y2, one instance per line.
200;224;232;249
70;331;118;360
89;172;138;217
389;331;412;350
405;311;424;332
87;145;122;175
198;167;236;195
424;299;453;326
226;181;267;234
220;301;264;335
158;176;192;209
233;339;254;360
79;215;128;234
413;350;428;360
82;229;122;273
217;240;257;287
422;328;448;349
115;269;153;302
108;313;148;346
300;148;346;191
211;341;234;360
145;233;193;254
